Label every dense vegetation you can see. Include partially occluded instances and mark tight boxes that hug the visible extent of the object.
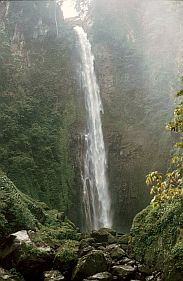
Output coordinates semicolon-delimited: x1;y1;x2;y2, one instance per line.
0;1;183;280
131;88;183;280
146;90;183;206
0;1;82;223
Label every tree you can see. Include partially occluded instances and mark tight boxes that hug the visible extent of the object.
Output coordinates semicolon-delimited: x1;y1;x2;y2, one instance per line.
146;88;183;207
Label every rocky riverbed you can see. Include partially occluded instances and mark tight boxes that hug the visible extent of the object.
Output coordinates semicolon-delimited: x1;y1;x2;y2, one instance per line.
0;175;182;281
0;228;161;281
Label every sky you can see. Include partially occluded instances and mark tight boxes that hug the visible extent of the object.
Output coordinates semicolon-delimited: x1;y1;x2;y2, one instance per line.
61;0;78;19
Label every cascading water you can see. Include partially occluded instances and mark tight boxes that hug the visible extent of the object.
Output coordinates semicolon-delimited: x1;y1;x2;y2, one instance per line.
74;26;112;230
61;0;112;230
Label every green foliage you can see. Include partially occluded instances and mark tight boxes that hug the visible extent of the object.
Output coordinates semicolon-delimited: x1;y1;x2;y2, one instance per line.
146;91;183;206
0;1;80;214
32;222;80;248
0;174;40;239
55;240;79;263
0;173;80;246
146;171;182;207
131;197;183;279
9;268;25;281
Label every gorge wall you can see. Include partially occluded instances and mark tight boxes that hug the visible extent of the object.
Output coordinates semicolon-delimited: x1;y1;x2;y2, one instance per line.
0;0;84;227
0;0;183;232
86;0;183;231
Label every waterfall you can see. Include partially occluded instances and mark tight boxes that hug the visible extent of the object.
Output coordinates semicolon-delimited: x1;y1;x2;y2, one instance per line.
74;26;112;230
61;0;112;230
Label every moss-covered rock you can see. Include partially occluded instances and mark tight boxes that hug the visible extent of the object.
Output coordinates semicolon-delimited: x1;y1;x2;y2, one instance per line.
31;222;80;249
54;240;79;278
130;197;183;281
3;242;54;281
117;234;130;245
72;250;111;281
106;244;126;260
79;238;95;249
90;229;117;244
111;265;136;278
0;174;41;239
44;270;64;281
84;272;112;281
0;267;24;281
0;174;80;246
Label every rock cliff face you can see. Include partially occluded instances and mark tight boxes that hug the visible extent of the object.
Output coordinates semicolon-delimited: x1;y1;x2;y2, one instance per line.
1;0;183;232
0;1;84;227
84;0;183;231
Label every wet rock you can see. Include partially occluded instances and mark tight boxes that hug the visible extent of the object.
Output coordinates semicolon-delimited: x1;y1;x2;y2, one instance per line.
97;246;106;251
54;240;79;278
0;267;24;281
44;270;65;281
115;257;131;265
0;230;31;260
87;272;112;281
127;260;136;266
95;243;107;248
103;229;117;237
91;229;116;244
79;238;95;257
72;250;110;280
117;234;130;245
112;265;136;278
91;230;109;243
146;276;154;281
80;246;94;257
6;243;54;281
106;244;126;260
79;238;95;250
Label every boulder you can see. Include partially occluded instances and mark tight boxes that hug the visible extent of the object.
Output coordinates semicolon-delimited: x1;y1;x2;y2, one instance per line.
115;257;131;265
90;229;117;244
79;238;95;257
79;246;94;257
0;175;40;240
0;230;32;261
0;267;24;281
117;234;130;245
101;229;116;237
0;229;54;279
44;270;65;281
87;272;112;281
106;244;126;260
146;276;154;281
91;230;109;243
54;240;79;278
4;242;54;281
112;265;136;278
127;259;136;266
79;238;95;250
72;250;111;280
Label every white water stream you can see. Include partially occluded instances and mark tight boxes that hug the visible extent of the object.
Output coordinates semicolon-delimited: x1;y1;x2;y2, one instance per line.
62;0;112;230
75;26;112;230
